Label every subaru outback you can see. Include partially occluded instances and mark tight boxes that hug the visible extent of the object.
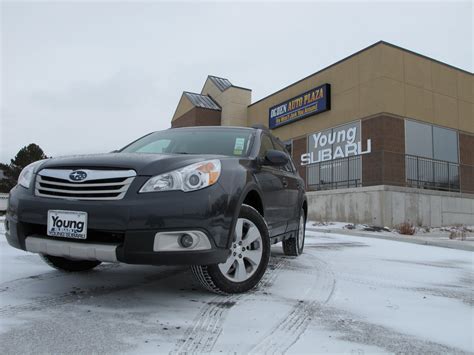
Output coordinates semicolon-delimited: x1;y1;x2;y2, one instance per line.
5;126;307;294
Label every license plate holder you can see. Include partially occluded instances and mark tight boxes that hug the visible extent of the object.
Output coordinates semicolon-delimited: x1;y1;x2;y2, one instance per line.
47;210;88;239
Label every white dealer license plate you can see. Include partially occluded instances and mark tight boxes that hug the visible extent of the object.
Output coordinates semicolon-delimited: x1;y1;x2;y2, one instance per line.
47;210;88;239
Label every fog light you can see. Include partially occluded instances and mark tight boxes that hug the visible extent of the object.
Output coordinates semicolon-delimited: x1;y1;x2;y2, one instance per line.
153;230;211;252
178;233;194;248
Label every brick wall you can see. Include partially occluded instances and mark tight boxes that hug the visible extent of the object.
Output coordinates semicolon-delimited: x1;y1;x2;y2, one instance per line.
459;133;474;193
171;107;221;128
292;136;307;187
361;115;405;186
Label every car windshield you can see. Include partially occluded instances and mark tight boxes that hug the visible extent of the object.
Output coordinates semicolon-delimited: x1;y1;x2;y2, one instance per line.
121;128;254;157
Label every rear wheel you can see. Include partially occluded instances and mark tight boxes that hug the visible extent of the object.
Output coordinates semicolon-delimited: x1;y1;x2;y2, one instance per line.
282;208;305;256
192;204;270;294
40;254;102;272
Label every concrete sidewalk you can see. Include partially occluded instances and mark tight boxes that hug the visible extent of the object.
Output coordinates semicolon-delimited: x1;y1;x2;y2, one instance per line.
307;227;474;252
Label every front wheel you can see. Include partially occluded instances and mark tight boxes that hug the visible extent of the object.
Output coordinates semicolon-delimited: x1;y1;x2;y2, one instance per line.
40;254;102;272
282;208;305;256
192;204;270;294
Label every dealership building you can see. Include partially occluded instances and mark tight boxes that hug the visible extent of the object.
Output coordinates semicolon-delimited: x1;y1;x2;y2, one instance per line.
171;41;474;227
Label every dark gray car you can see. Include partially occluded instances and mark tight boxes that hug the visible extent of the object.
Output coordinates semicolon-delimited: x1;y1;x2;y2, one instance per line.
5;126;307;294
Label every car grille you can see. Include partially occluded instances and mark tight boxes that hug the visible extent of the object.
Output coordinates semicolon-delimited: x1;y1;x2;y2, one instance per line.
35;168;136;201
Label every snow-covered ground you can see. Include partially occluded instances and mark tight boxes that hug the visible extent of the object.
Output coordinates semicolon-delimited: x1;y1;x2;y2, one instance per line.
309;221;474;251
0;218;472;354
311;221;474;238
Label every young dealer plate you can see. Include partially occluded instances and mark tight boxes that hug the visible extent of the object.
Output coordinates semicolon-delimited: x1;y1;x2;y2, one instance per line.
47;210;88;239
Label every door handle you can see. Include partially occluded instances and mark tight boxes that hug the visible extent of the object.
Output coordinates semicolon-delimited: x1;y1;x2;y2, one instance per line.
282;178;288;187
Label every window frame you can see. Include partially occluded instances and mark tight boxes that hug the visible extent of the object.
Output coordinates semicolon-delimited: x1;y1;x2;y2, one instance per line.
404;119;459;163
272;137;296;173
258;133;275;159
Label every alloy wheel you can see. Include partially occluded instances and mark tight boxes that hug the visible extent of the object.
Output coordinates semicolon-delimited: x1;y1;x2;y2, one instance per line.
218;218;263;282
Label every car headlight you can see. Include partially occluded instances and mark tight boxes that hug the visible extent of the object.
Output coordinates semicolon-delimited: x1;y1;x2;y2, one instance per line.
139;159;221;193
18;160;43;189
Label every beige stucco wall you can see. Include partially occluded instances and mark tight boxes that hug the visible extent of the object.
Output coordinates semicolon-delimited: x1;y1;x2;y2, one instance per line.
172;94;194;121
201;79;222;103
220;87;252;126
173;79;251;127
202;80;251;127
247;42;474;141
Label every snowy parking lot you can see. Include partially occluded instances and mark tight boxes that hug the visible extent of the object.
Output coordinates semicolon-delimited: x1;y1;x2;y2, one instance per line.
0;219;472;354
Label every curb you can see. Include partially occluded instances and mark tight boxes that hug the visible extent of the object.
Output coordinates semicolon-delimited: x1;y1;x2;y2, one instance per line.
306;227;474;252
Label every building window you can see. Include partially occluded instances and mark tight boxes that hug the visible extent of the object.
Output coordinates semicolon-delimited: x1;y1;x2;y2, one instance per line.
405;120;434;158
405;120;459;191
433;126;459;163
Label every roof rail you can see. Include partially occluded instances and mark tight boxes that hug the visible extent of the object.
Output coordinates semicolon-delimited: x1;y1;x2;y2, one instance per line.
251;124;270;131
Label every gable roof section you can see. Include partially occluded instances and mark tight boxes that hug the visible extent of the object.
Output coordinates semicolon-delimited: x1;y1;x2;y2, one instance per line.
208;76;232;91
204;75;252;93
183;92;221;111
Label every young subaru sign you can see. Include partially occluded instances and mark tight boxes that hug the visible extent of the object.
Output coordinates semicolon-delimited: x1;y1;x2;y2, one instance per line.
268;83;331;129
301;122;372;166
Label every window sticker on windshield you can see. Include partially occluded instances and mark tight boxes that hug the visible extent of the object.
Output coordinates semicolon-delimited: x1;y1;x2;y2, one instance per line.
233;138;246;156
234;138;245;151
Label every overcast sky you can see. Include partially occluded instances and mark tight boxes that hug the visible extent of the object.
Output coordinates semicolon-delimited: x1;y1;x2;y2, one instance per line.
1;0;472;162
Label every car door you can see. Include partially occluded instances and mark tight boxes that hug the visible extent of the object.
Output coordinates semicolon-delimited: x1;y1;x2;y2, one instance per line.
272;139;301;232
253;133;288;237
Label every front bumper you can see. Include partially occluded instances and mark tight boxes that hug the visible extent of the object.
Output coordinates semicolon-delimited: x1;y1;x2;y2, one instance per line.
4;181;235;265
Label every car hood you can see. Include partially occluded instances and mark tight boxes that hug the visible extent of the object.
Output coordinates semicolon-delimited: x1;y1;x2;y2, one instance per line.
37;153;227;176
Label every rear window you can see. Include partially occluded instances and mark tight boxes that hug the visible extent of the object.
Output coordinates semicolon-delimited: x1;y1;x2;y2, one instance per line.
121;129;254;157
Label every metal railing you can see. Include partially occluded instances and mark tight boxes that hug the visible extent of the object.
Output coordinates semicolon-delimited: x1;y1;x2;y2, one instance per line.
405;154;460;192
305;154;460;192
307;155;361;190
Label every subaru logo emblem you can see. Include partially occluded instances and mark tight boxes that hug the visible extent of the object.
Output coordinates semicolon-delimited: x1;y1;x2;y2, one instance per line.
69;170;87;182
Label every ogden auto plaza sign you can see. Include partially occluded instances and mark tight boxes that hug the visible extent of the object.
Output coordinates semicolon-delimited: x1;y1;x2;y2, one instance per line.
268;83;372;165
268;84;331;129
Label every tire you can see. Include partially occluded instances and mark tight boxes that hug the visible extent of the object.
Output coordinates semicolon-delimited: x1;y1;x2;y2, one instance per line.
192;204;270;294
40;254;102;272
282;208;305;256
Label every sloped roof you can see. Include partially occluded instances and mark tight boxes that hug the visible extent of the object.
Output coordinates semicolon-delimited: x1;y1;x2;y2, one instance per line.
208;76;233;91
183;92;221;111
206;75;251;92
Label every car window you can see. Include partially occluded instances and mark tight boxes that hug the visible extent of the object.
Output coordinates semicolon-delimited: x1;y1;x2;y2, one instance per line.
135;139;171;153
258;134;274;158
272;139;295;173
121;129;254;157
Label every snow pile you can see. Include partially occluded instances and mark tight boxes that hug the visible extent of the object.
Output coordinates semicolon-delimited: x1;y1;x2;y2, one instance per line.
311;220;474;240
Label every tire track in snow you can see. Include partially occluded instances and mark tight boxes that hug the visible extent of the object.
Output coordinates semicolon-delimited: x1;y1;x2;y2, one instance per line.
0;267;187;317
174;294;242;354
248;254;336;354
0;263;121;293
173;256;290;354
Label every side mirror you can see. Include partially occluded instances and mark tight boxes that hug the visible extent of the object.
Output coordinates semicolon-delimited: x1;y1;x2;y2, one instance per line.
263;149;289;166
